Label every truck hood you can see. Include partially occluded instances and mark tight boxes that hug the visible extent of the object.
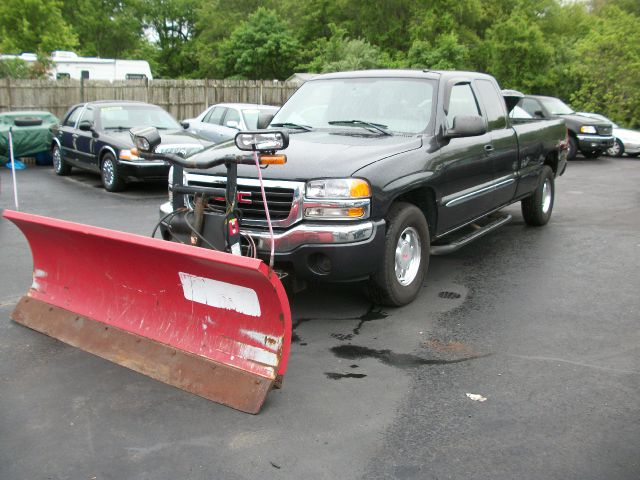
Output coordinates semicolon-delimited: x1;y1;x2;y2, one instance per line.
193;131;423;180
560;113;611;127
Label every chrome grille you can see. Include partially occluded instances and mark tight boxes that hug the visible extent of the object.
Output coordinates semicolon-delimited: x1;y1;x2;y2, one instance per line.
596;125;612;136
184;174;305;228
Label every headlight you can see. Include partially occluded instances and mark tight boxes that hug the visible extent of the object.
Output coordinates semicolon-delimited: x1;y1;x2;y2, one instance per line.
119;148;140;160
305;178;371;199
303;178;371;220
580;126;597;134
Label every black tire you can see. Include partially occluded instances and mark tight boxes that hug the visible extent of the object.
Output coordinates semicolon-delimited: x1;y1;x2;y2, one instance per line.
567;136;578;160
100;153;125;192
367;202;430;307
52;144;71;175
521;165;554;226
607;138;624;157
582;150;600;159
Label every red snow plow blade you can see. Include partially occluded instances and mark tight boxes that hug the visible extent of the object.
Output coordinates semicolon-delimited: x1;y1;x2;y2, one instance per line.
4;210;291;414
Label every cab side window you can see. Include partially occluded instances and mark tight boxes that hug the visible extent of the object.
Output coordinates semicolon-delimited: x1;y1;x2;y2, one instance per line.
447;84;481;129
64;107;82;127
476;80;507;130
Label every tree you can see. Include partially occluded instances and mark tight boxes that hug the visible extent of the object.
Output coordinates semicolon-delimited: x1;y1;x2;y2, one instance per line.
406;33;470;70
217;8;300;80
569;5;640;128
0;0;77;54
61;0;146;59
299;24;386;73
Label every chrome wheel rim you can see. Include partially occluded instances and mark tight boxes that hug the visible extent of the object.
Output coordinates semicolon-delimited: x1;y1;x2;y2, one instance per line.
102;159;114;187
395;226;422;286
608;141;620;156
53;147;61;172
541;179;552;214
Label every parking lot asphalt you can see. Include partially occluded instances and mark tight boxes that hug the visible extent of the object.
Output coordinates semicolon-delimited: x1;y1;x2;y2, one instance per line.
1;157;638;480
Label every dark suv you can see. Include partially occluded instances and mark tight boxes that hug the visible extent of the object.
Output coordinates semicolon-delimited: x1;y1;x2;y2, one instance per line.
518;95;614;159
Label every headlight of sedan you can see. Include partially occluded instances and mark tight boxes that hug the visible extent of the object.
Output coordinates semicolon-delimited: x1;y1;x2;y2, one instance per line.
580;126;597;134
304;178;371;220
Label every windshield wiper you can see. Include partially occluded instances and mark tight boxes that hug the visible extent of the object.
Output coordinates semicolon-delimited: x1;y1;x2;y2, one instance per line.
270;122;313;131
328;120;392;135
104;126;131;131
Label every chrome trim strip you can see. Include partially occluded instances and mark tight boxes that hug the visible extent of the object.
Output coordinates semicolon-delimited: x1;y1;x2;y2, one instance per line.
443;175;516;208
118;159;167;166
576;134;614;142
101;146;117;162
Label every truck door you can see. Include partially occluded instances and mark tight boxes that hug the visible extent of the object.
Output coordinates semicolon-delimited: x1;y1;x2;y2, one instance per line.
436;82;495;233
475;79;519;207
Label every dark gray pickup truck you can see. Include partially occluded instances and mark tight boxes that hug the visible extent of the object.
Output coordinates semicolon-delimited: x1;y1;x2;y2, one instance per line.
159;70;568;306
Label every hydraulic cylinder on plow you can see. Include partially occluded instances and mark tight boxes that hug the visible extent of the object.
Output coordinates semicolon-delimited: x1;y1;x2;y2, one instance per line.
4;129;292;414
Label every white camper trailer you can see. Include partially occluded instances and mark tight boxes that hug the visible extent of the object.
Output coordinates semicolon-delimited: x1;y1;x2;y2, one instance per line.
1;51;152;81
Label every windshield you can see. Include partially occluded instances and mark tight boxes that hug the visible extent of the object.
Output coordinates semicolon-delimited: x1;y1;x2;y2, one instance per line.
242;108;278;129
271;77;436;134
99;105;181;130
539;97;574;115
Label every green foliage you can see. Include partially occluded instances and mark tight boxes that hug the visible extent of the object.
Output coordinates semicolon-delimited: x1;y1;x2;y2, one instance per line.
61;0;145;59
299;25;386;73
216;8;300;80
406;33;470;70
0;0;78;54
0;56;52;79
569;5;640;128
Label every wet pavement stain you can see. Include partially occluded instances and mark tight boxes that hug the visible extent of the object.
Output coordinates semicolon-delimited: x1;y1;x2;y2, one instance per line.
352;306;388;335
331;333;354;341
325;372;368;380
331;345;491;368
291;317;313;343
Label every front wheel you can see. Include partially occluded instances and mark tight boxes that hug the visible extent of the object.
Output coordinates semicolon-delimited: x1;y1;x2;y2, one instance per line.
567;136;578;160
367;202;430;307
52;144;71;175
607;139;624;157
101;153;125;192
521;165;554;226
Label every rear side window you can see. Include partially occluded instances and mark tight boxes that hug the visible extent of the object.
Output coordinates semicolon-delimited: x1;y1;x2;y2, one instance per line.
204;107;225;125
520;98;542;117
475;80;507;130
64;107;82;127
224;108;241;126
447;84;480;128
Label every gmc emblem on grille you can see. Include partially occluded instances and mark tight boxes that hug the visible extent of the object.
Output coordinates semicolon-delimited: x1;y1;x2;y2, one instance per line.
237;191;252;204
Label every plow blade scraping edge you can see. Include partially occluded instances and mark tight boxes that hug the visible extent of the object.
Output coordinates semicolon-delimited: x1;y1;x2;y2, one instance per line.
4;210;291;414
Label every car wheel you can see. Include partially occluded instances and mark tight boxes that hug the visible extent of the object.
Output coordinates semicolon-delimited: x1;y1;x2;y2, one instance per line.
521;165;554;226
101;153;125;192
607;138;624;157
582;150;600;159
367;202;430;307
567;136;578;160
52;144;71;175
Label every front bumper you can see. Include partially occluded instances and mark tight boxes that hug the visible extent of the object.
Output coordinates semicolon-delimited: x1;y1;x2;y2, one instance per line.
118;159;170;181
576;134;615;152
159;202;386;281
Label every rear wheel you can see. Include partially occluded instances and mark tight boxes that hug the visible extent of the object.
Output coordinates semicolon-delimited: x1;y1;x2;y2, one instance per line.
101;153;125;192
52;144;71;175
521;165;554;226
607;139;624;157
367;202;430;307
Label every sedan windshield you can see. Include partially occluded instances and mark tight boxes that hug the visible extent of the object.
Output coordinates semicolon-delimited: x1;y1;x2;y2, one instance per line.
99;105;181;130
539;97;574;115
271;77;436;134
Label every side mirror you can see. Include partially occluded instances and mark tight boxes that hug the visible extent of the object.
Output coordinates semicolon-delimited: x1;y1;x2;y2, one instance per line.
180;121;190;129
445;115;487;138
257;112;276;129
78;120;94;132
534;110;544;119
130;126;161;153
235;130;289;152
226;120;240;130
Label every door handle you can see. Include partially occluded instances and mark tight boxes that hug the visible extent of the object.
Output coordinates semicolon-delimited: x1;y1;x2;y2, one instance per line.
484;144;494;154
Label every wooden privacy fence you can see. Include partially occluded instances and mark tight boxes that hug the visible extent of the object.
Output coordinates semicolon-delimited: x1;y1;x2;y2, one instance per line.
0;79;301;120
